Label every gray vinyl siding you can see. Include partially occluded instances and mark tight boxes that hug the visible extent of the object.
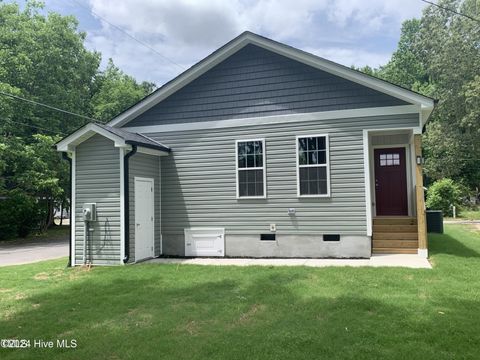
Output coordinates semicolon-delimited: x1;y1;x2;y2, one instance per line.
128;153;161;262
127;44;409;127
148;113;419;243
74;135;121;265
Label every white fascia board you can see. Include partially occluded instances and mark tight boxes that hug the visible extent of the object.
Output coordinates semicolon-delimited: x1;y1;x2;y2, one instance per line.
124;105;420;134
56;123;126;152
136;146;170;157
108;32;434;128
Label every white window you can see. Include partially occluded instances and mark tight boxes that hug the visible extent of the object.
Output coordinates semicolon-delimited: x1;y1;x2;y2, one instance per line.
296;135;330;197
236;139;266;198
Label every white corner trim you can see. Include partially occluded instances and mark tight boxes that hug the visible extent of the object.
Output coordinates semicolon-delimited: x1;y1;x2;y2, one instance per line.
56;123;127;152
119;148;125;264
235;138;267;199
295;134;331;198
71;151;76;266
159;157;162;255
418;248;428;258
107;32;434;128
123;105;420;134
363;130;372;237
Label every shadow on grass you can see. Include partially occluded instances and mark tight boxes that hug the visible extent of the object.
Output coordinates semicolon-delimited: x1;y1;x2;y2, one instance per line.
1;268;480;360
429;232;480;258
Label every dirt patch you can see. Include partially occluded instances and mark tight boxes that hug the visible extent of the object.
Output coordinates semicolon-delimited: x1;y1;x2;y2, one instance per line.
238;303;265;324
0;288;12;293
34;272;50;281
15;293;26;300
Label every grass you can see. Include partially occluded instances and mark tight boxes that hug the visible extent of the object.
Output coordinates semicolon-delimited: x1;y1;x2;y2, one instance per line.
458;208;480;220
1;225;480;359
0;226;69;244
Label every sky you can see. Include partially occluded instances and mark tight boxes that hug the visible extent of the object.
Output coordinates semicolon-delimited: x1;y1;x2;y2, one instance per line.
31;0;428;86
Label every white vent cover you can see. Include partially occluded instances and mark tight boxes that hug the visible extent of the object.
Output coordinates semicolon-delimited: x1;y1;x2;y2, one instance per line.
184;228;225;257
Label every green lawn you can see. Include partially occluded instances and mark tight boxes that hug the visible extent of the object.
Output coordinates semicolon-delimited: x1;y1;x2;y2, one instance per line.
0;226;69;244
458;208;480;220
1;225;480;360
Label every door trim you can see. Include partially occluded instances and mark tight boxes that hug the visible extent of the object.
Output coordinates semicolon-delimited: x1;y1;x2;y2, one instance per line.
134;176;155;261
371;145;412;216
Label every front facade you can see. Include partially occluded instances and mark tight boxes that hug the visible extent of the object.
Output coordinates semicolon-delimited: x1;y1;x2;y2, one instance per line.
57;32;434;266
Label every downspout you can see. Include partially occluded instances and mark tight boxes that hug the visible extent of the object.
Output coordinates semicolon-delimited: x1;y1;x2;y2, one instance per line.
61;152;72;267
123;145;137;263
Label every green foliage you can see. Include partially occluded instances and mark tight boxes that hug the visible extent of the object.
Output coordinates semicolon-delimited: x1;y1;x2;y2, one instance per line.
0;1;154;238
0;190;39;239
360;0;480;190
91;59;155;122
426;178;465;215
0;134;67;237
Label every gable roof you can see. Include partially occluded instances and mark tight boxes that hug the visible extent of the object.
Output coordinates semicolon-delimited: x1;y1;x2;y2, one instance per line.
107;31;435;128
56;122;170;152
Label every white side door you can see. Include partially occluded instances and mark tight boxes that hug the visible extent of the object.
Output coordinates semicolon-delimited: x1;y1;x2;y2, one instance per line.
134;177;154;261
184;228;225;257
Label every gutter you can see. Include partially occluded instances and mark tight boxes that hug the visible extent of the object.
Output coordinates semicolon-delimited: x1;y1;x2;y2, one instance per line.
123;145;137;263
61;152;72;267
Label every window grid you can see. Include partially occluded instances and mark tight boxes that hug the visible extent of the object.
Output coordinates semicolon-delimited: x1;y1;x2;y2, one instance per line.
297;135;330;197
236;139;266;198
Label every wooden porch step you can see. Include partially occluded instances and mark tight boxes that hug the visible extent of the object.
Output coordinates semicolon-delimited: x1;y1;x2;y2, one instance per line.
373;240;418;248
373;217;417;225
373;224;418;233
372;248;418;254
373;232;418;240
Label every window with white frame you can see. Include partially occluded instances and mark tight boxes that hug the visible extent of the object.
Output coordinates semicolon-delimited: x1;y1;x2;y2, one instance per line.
236;139;266;198
297;135;330;196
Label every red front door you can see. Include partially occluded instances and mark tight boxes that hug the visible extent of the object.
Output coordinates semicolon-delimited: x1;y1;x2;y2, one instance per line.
374;147;408;216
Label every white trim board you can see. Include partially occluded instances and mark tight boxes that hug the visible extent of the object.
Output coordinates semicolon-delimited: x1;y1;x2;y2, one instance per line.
71;151;76;266
107;32;434;128
124;105;421;134
363;127;417;236
57;123;129;152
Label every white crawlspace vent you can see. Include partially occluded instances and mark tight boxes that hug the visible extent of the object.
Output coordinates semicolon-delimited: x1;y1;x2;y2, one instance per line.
184;228;225;257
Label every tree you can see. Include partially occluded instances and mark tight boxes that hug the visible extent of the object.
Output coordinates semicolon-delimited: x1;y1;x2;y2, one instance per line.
0;1;101;137
417;0;480;189
359;0;480;191
91;59;155;122
0;2;158;238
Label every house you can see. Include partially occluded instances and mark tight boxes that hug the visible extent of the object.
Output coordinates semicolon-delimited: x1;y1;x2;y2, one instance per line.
56;32;435;266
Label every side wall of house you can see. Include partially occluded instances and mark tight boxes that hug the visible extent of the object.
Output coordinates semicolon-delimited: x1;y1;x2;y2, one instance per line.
128;153;161;262
74;135;121;265
145;113;418;257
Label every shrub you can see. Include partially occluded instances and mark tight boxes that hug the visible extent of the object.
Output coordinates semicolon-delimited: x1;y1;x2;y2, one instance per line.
0;191;39;240
426;179;465;216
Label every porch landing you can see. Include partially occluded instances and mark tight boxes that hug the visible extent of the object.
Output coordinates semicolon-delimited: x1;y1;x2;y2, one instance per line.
146;255;431;269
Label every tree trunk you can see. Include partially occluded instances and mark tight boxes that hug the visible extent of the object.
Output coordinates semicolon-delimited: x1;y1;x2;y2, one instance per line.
59;201;64;226
44;198;55;231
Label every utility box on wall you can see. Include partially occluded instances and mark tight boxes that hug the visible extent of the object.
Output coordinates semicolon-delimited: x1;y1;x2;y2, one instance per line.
82;203;97;222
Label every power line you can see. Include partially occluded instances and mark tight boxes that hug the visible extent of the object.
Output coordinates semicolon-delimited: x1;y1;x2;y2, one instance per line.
420;0;480;23
0;91;99;122
1;118;67;135
70;0;185;72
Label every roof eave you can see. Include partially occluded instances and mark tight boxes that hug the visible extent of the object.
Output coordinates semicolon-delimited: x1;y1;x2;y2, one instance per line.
107;31;437;129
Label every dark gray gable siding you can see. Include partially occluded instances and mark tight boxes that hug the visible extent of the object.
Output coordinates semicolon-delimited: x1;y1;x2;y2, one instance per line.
126;44;409;127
